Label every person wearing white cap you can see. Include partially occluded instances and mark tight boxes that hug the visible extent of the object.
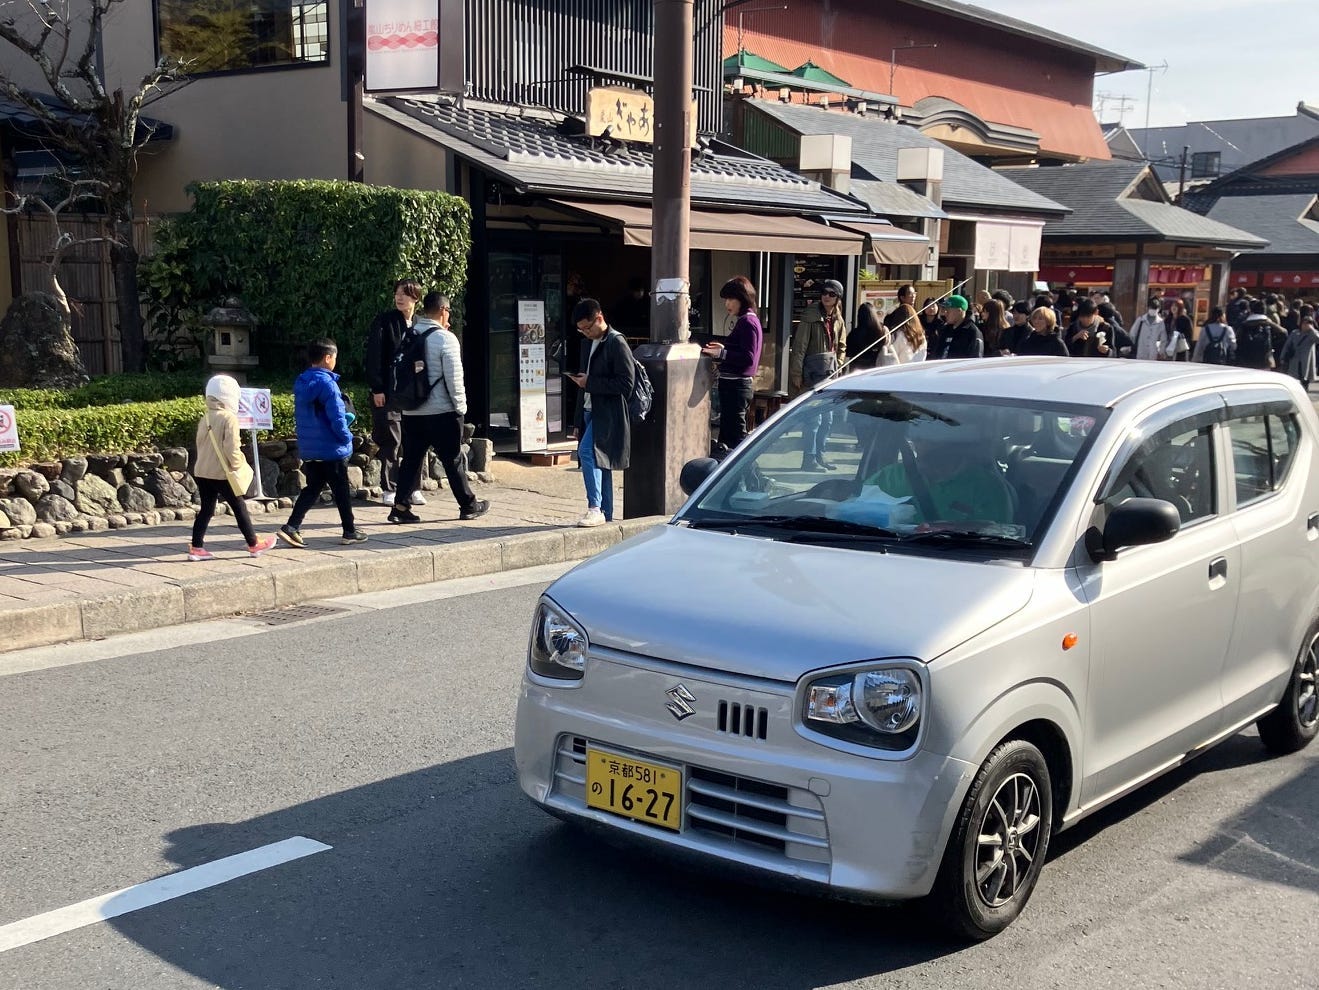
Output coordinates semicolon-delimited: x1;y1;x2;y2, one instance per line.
189;374;275;561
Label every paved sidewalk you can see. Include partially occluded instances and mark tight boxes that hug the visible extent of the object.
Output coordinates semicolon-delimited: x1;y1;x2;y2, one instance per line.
0;460;659;653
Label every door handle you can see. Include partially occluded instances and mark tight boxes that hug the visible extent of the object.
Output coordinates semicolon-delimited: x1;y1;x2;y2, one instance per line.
1208;556;1228;583
1308;512;1319;537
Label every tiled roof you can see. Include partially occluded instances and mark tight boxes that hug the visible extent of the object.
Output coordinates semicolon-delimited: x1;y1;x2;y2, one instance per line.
370;96;865;215
1001;162;1268;248
1205;194;1319;256
850;178;948;220
1125;110;1319;182
748;100;1069;217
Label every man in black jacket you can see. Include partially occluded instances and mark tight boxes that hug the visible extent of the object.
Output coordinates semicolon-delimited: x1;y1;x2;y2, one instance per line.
1065;298;1116;358
364;278;422;505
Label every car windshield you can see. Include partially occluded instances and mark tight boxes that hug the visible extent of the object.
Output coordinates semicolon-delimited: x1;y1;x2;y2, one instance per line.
683;390;1109;558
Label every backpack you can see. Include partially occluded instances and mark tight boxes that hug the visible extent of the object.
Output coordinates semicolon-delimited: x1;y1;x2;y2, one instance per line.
628;353;654;424
1201;324;1229;365
388;327;439;411
1236;322;1273;368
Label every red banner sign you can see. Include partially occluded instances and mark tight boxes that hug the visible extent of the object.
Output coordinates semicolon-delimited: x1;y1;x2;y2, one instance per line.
1261;271;1319;289
1038;265;1113;284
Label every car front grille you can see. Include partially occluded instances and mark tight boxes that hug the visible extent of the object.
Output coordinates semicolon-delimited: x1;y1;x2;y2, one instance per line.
716;701;768;740
552;736;830;867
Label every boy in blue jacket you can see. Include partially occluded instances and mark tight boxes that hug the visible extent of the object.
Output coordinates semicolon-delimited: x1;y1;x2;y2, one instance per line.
278;339;368;547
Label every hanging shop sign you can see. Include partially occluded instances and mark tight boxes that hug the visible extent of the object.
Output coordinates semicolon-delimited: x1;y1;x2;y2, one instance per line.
365;0;440;93
586;86;698;148
517;301;548;452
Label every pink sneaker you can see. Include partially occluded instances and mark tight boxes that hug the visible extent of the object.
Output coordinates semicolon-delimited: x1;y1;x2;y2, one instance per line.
248;535;277;557
187;547;215;562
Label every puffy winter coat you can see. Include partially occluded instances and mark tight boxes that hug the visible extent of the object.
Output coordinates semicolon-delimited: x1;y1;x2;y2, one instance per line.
294;367;354;461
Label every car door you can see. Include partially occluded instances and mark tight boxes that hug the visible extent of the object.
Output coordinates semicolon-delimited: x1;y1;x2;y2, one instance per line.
1076;395;1239;806
1219;391;1319;727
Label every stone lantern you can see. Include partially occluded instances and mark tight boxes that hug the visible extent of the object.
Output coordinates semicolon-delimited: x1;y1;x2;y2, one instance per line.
204;297;258;384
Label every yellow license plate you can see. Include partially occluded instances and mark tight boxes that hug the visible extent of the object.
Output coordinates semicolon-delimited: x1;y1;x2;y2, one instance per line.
585;748;683;831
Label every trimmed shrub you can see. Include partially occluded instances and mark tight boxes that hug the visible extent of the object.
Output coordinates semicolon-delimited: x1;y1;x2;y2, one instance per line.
0;372;205;411
0;384;372;467
154;180;471;377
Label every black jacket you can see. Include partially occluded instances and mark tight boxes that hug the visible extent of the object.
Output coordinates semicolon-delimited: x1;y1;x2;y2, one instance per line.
937;321;983;359
574;329;635;471
364;309;410;396
1065;319;1118;358
1016;331;1070;357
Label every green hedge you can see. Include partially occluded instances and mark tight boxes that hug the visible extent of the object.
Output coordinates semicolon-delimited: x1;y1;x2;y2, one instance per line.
0;372;206;411
157;179;472;377
0;384;373;467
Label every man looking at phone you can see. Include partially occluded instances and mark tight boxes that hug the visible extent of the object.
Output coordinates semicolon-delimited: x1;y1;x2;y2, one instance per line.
565;299;635;527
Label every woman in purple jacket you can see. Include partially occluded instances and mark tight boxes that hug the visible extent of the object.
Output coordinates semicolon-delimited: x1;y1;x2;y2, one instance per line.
701;276;763;453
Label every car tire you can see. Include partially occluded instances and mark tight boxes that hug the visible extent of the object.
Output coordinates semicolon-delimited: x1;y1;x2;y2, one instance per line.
1256;624;1319;755
931;739;1053;940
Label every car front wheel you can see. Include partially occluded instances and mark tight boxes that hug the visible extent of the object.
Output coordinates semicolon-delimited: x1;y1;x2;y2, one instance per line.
1256;625;1319;755
932;739;1053;940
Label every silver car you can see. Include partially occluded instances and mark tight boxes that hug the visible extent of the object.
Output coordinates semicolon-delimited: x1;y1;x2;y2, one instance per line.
514;358;1319;939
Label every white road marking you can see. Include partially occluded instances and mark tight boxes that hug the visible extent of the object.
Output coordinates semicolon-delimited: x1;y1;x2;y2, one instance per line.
0;560;575;678
0;836;332;953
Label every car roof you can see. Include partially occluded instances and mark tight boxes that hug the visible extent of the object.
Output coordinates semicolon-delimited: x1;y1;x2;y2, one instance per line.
826;358;1286;409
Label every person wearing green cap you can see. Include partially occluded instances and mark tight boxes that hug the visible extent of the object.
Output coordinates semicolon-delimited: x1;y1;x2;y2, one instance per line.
935;295;984;359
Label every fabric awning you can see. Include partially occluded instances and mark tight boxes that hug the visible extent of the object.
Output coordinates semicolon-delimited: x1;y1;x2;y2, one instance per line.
828;219;930;266
549;199;864;256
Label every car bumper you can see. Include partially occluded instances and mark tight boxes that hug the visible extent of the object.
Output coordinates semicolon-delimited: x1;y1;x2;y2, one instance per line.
514;654;976;901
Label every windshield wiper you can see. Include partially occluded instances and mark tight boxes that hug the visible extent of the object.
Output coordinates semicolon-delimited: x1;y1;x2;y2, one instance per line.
685;514;898;541
897;530;1032;551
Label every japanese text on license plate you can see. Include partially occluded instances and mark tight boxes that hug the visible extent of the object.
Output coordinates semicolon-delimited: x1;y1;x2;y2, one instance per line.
585;748;682;831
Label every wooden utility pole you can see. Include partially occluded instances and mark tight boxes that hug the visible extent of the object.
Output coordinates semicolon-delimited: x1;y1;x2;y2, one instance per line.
625;0;709;517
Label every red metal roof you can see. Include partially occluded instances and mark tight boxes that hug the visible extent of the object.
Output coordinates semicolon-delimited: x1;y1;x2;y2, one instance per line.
731;27;1111;161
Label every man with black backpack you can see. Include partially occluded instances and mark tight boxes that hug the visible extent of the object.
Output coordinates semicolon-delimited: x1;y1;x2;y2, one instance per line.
566;298;634;528
1235;299;1278;370
386;292;489;524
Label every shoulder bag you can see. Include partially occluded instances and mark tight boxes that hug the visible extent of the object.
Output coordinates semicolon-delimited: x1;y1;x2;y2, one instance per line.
206;418;254;497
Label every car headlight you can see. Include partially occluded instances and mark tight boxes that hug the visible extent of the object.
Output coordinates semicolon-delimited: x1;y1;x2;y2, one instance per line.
803;667;922;750
528;602;588;681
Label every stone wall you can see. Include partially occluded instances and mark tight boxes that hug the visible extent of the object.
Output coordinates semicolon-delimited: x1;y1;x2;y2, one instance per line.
0;434;498;541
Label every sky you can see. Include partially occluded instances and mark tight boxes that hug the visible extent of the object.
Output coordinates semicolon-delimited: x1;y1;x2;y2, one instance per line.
968;0;1319;128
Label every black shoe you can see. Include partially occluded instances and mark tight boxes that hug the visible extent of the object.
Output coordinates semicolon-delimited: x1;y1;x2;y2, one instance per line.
277;525;305;549
815;454;835;471
460;499;490;521
387;507;421;525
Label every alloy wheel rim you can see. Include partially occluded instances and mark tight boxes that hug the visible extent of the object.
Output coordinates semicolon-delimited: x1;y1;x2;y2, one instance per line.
975;771;1042;908
1297;636;1319;729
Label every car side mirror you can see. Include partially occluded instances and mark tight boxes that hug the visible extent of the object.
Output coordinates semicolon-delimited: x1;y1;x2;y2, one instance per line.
1087;497;1181;562
679;457;720;496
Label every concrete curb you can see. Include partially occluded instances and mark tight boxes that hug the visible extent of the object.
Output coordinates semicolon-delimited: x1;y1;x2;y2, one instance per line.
3;516;668;654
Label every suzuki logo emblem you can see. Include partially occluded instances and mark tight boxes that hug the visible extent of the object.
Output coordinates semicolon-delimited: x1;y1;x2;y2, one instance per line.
665;684;697;721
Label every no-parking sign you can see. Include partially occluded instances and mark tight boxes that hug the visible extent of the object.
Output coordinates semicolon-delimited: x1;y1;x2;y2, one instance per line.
0;404;19;452
237;388;273;431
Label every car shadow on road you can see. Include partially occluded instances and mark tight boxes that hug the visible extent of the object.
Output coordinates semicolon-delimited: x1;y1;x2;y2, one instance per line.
105;749;966;990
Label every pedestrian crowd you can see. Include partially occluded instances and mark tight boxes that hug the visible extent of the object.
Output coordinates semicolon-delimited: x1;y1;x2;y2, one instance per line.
183;272;1319;558
186;277;489;560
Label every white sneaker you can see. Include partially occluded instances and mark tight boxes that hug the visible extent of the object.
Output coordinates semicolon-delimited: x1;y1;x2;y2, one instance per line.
410;492;427;506
381;491;396;506
576;507;607;528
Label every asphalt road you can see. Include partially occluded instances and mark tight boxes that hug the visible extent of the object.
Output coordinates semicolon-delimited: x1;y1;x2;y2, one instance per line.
0;564;1314;990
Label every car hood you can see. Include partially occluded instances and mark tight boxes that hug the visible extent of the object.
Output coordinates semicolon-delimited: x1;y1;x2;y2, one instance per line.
545;525;1036;682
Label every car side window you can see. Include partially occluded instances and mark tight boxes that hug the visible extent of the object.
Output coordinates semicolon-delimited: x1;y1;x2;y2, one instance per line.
1101;422;1216;525
1230;411;1300;506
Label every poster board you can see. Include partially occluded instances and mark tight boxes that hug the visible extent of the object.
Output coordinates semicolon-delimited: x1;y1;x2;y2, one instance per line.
517;301;548;452
0;404;19;452
237;389;274;431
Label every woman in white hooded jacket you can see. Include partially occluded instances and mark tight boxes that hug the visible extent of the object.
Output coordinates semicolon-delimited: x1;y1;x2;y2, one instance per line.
189;374;274;561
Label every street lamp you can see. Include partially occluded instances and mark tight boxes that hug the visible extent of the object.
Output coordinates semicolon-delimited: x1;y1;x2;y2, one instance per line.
889;42;937;98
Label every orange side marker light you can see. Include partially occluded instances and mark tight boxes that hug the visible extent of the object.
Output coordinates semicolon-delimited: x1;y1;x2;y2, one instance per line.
1062;633;1079;651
